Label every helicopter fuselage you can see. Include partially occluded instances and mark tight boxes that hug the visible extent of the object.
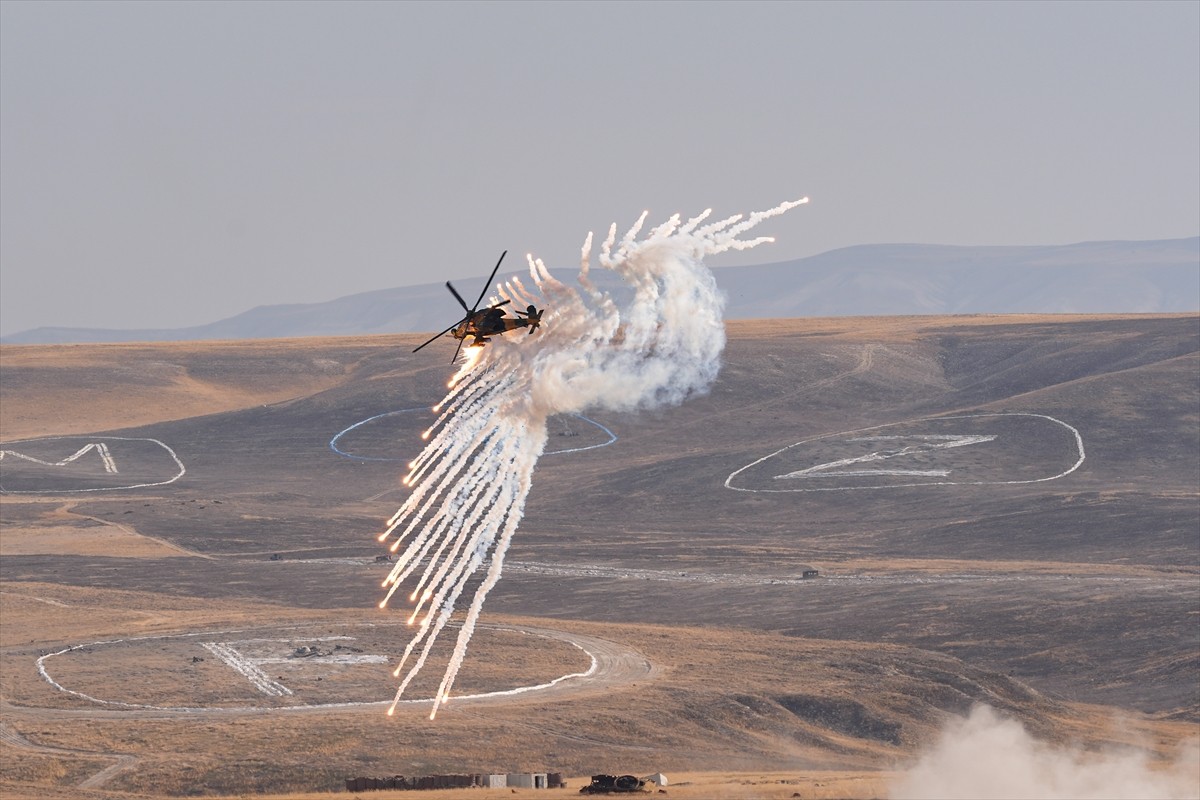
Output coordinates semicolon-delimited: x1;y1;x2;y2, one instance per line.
411;251;544;360
452;307;534;344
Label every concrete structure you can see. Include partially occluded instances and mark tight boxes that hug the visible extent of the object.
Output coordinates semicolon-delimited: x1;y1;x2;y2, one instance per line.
343;771;556;792
506;773;548;789
344;773;483;792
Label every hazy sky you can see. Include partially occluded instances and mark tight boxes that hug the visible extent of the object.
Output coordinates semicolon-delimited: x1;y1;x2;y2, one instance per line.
2;0;1197;336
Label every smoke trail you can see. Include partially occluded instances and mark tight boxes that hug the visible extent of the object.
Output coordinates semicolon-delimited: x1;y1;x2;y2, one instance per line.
378;198;809;718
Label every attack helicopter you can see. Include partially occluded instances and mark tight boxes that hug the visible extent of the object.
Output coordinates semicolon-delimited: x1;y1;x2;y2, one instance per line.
412;251;544;362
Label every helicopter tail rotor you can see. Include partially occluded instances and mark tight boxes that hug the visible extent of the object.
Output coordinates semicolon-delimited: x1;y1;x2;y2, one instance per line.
517;305;543;333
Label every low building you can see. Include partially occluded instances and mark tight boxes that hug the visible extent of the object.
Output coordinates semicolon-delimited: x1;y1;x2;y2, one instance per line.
345;770;555;792
507;773;548;789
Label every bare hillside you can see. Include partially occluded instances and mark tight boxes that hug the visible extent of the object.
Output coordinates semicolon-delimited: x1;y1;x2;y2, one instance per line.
1;313;1197;796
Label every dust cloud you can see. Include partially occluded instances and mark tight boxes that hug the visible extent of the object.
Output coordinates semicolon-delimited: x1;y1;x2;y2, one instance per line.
889;705;1199;800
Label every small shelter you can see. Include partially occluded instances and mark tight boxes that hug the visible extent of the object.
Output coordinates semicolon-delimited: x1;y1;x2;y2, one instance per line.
642;773;669;787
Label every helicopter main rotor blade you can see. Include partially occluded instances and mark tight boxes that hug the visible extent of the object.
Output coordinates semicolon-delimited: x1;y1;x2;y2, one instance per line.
412;318;466;353
415;251;509;361
470;250;507;314
445;281;470;313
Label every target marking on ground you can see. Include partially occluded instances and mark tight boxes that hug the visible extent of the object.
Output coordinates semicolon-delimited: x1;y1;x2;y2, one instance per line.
32;622;653;714
726;412;1085;493
329;408;615;461
0;436;186;494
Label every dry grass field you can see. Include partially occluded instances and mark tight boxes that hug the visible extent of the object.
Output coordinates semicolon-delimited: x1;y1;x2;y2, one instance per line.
2;314;1197;798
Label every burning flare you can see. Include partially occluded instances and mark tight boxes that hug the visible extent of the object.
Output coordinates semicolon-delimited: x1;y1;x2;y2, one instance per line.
378;199;808;717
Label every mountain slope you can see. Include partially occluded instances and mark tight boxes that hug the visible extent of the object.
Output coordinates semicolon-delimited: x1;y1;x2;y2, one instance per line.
4;237;1196;344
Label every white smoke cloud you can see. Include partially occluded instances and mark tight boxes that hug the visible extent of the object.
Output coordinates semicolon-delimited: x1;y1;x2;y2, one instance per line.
494;199;808;419
377;199;808;718
890;705;1200;800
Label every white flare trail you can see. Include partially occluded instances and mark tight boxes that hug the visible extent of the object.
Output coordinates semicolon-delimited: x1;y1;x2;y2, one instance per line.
378;198;809;718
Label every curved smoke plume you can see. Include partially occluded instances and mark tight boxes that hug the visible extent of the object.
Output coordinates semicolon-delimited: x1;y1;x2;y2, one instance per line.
377;198;808;717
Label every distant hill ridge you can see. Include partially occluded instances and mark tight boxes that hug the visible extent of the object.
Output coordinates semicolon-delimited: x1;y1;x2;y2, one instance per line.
5;237;1197;344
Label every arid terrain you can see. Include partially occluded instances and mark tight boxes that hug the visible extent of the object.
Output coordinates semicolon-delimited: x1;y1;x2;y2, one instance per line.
1;314;1197;799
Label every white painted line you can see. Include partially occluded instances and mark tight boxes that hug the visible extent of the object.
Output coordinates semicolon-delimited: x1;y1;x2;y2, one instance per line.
219;635;389;665
774;434;996;479
254;655;389;665
34;623;605;713
330;409;616;461
329;408;427;462
544;415;618;455
785;469;952;477
202;642;293;697
0;591;72;607
0;436;186;494
224;636;356;644
848;434;993;441
443;637;597;704
0;442;118;473
506;561;1181;587
726;412;1086;493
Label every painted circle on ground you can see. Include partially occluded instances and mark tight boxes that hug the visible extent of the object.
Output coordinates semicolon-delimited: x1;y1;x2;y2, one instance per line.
726;412;1085;493
36;622;607;713
0;436;186;494
330;410;615;461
